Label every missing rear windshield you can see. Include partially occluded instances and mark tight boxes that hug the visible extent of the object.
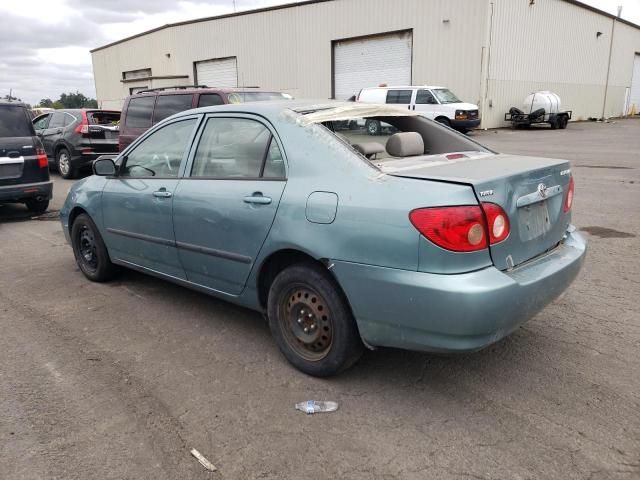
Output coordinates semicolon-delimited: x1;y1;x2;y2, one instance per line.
321;115;492;162
88;111;120;125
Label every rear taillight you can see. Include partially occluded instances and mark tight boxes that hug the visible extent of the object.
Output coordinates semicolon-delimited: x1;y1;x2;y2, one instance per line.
409;206;488;252
410;203;510;252
75;111;89;135
36;148;48;168
563;176;574;212
481;202;510;244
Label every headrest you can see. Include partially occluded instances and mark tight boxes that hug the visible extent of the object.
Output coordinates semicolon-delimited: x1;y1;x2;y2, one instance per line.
386;132;424;157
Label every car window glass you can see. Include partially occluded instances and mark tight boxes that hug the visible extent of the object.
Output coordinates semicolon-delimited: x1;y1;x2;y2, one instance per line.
153;94;194;123
125;96;155;128
49;112;66;129
416;90;437;105
122;119;196;177
0;106;33;137
386;90;412;104
262;138;285;178
33;114;51;130
64;113;77;127
191;118;272;178
198;94;224;108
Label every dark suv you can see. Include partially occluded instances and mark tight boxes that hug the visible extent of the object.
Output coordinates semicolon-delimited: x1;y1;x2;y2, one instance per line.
0;102;52;213
32;109;120;179
118;86;291;151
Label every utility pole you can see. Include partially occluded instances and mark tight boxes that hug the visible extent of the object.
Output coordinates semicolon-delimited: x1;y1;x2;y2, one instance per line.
233;0;236;12
602;5;623;120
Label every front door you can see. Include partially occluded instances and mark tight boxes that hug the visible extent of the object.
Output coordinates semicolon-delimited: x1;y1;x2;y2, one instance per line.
101;117;199;278
413;89;439;119
172;115;287;295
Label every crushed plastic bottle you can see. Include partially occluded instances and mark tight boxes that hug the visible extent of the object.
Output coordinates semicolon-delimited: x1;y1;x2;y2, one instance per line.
295;400;339;414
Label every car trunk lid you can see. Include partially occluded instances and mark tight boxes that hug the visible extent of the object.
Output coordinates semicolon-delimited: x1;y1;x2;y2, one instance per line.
378;153;572;270
86;111;120;153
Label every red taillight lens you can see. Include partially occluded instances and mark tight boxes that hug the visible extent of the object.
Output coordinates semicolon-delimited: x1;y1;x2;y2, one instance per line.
563;176;574;212
409;206;488;252
75;111;89;135
481;202;510;244
36;148;48;168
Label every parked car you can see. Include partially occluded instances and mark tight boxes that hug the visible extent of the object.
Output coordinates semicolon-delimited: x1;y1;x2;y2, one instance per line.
32;109;120;179
118;86;293;151
357;85;480;133
60;101;586;377
0;102;52;213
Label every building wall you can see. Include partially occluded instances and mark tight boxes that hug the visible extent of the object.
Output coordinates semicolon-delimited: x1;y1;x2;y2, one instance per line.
92;0;489;111
91;0;640;127
485;0;640;127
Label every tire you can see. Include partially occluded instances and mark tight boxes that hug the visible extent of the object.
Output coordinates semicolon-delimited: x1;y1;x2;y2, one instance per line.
25;198;49;214
365;119;381;136
549;116;558;130
558;115;568;129
267;262;364;376
70;213;119;282
435;117;451;128
56;148;76;179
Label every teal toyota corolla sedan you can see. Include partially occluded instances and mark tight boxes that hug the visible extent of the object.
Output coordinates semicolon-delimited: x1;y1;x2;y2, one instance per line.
60;101;586;376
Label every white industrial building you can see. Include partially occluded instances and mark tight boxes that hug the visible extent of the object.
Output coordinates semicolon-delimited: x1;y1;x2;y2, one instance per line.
91;0;640;128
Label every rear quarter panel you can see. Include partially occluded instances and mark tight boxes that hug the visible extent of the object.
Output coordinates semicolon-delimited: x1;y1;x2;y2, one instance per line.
249;116;490;283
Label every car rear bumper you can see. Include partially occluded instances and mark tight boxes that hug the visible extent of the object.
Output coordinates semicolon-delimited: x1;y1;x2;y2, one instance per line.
72;150;118;169
0;180;53;203
450;118;481;129
331;227;586;353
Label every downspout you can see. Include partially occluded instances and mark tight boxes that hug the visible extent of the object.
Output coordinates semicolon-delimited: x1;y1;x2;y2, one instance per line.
480;1;495;129
601;6;622;120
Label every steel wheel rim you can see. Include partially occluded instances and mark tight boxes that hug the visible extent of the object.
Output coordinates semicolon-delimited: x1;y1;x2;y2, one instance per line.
78;225;98;272
279;285;333;361
58;152;70;175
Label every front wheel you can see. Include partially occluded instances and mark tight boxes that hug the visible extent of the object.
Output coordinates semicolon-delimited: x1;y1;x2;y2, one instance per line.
71;214;119;282
435;117;451;128
267;263;364;376
558;115;569;129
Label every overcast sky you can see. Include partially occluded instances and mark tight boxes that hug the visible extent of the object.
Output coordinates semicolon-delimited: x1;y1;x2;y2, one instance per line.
1;0;639;106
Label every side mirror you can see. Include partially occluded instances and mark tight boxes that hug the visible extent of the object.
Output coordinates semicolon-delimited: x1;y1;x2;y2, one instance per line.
93;156;117;176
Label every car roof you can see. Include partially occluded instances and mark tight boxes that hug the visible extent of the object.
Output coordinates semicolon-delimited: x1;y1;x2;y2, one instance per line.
171;99;419;124
362;85;446;90
130;88;284;96
0;101;29;108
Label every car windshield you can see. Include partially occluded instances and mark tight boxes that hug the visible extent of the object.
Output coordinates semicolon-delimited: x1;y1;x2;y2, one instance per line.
431;89;461;104
227;92;293;103
0;106;33;137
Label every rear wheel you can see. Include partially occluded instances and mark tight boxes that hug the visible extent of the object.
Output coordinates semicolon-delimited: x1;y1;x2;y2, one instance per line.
267;263;364;376
25;198;49;213
71;214;119;282
56;148;76;179
558;115;568;129
365;119;381;135
549;117;558;130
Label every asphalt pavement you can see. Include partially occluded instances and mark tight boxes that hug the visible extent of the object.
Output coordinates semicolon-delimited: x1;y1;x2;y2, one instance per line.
1;119;639;479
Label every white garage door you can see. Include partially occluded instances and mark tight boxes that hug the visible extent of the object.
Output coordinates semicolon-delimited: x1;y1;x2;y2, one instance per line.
333;31;412;100
195;57;238;88
630;54;640;115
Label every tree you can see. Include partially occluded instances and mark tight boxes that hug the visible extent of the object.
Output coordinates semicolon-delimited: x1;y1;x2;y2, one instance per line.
58;91;98;108
39;98;54;108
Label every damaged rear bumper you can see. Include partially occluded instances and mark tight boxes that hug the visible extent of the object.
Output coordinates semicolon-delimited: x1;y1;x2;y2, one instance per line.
330;227;587;353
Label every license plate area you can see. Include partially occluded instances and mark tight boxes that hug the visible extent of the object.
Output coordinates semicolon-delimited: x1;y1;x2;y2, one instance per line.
518;200;551;241
0;157;24;179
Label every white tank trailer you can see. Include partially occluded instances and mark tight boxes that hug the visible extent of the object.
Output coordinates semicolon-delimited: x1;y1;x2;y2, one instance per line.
505;91;572;129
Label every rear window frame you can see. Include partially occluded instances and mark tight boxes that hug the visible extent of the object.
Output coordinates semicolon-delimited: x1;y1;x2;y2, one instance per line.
125;95;156;129
152;94;195;124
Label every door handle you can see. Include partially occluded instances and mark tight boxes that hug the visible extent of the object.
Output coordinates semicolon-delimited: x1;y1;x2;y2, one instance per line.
153;189;172;198
243;193;272;205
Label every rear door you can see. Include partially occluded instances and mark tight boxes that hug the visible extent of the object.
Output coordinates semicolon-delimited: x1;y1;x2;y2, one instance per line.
0;105;44;186
385;89;414;111
152;94;194;124
172;114;287;295
41;111;65;155
120;95;155;152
